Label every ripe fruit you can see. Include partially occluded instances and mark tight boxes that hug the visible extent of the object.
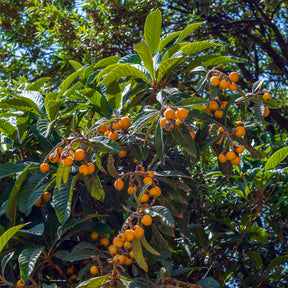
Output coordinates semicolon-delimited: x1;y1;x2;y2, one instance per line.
49;153;60;163
79;164;89;176
118;255;126;265
234;126;246;137
66;267;74;275
74;149;85;161
190;131;195;139
263;93;271;101
90;265;98;275
141;215;153;226
69;274;77;282
125;230;135;242
43;192;50;202
104;130;110;137
215;110;223;119
34;198;43;207
113;237;124;248
140;193;150;203
129;251;134;258
143;177;153;186
134;226;144;238
176;108;188;120
40;163;50;174
208;100;219;111
229;72;239;83
125;257;133;265
90;232;99;240
113;122;121;130
226;151;236;161
264;106;270;117
229;82;237;91
62;156;73;166
231;156;241;165
147;171;154;178
17;279;25;287
114;179;124;190
164;108;175;120
118;149;127;158
119;116;131;128
116;233;126;242
218;154;227;163
124;241;132;249
128;185;137;195
108;131;119;141
100;238;109;247
210;76;220;86
235;145;244;154
165;122;174;131
175;119;182;126
221;101;228;110
219;79;229;89
108;245;118;255
87;162;95;174
98;125;108;133
160;118;167;128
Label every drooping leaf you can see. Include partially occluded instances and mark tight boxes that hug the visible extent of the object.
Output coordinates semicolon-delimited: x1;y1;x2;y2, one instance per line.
84;174;105;201
0;162;27;180
1;251;14;276
56;162;71;191
107;154;119;179
0;223;28;253
18;247;43;281
145;206;174;227
132;237;148;272
265;146;288;171
144;9;162;54
141;235;160;256
0;119;17;140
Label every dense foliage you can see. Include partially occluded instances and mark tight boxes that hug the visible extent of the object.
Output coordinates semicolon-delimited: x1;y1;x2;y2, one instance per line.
0;4;288;288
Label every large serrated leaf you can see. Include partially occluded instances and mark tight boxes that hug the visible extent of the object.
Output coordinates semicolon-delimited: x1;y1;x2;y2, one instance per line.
0;119;17;140
46;99;65;121
18;247;43;281
144;9;162;54
53;178;73;224
36;118;54;138
175;22;203;43
181;41;223;55
100;64;150;86
265;146;288;171
0;162;27;180
94;56;121;69
27;77;51;91
76;275;110;288
132;237;148;272
254;100;264;122
134;40;155;80
247;251;263;273
0;223;28;253
21;91;46;117
59;69;83;93
145;206;174;227
246;225;268;243
6;165;30;225
141;235;160;256
154;122;165;164
84;174;105;201
156;57;185;82
159;31;181;51
89;136;122;153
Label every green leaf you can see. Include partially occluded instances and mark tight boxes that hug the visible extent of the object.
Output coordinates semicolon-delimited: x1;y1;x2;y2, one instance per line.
181;41;223;55
252;79;264;93
0;119;17;140
172;124;198;158
45;99;64;121
0;223;28;253
204;55;241;66
1;251;14;276
69;60;83;70
59;69;83;94
94;56;121;69
144;9;162;54
134;40;155;80
159;31;181;51
21;91;46;117
132;237;148;272
84;174;105;201
246;225;268;243
197;277;220;288
36;118;54;138
107;154;119;179
154;122;165;164
6;165;30;225
119;277;142;288
89;136;122;152
27;77;50;91
64;242;98;261
56;162;71;191
254;100;264;122
100;64;150;86
145;206;174;227
19;247;43;281
0;162;27;180
189;224;209;248
53;178;73;224
176;22;203;43
76;275;110;288
267;255;288;275
265;147;288;171
247;251;263;273
156;56;185;82
141;235;160;256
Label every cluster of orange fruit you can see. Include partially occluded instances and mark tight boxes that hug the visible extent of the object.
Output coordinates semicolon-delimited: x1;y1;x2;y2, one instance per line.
262;92;272;117
33;191;51;207
40;148;95;176
210;71;239;91
98;116;131;141
160;107;189;131
206;99;228;119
